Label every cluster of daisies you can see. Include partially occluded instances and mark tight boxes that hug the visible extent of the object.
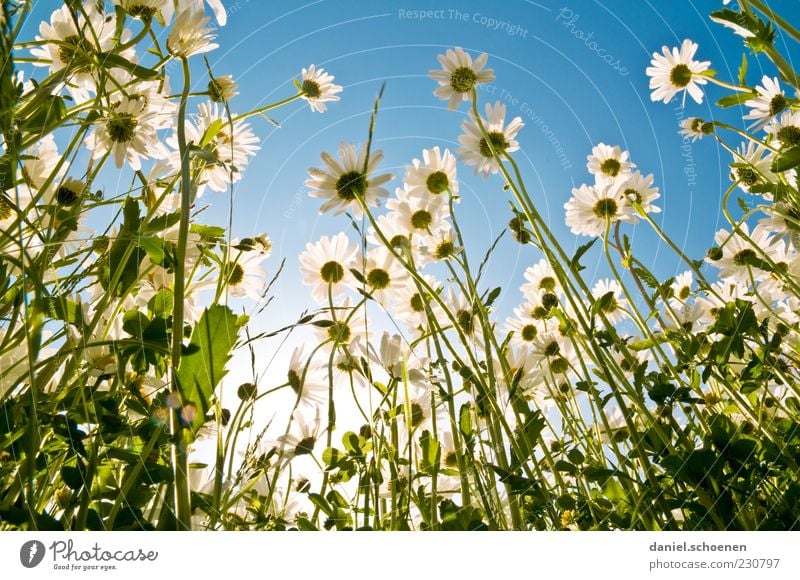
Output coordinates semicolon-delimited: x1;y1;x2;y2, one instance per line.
0;0;346;400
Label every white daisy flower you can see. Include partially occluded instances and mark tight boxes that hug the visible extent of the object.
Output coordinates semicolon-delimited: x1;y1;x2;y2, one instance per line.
208;74;239;103
390;275;442;331
495;346;544;402
300;65;342;113
386;186;449;235
669;271;695;304
730;141;776;195
84;99;168;170
278;407;324;460
167;9;218;57
527;330;572;368
679;117;713;141
306;142;393;218
286;346;328;408
645;39;711;105
371;332;428;383
30;4;123;103
662;300;711;333
505;313;543;349
616;170;661;217
586;143;635;185
521;258;561;301
429;47;495;110
313;297;368;347
766;109;800;151
458;101;524;178
403;146;459;199
359;246;409;306
169;101;260;192
564;183;630;237
299;232;359;304
220;247;270;301
112;79;178;130
114;0;170;19
707;223;778;284
162;0;227;26
444;288;479;339
415;221;458;266
743;76;788;131
591;278;630;324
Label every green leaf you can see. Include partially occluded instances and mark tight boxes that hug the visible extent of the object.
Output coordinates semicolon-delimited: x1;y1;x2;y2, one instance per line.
554;460;578;475
123;310;149;338
569;239;597;273
716;92;754;108
420;430;441;475
137;236;165;265
176;305;243;434
591;291;616;317
459;404;472;441
738;53;748;86
631;266;660;290
142;211;181;234
38;296;83;327
200;118;224;147
771;146;800;173
148;289;174;318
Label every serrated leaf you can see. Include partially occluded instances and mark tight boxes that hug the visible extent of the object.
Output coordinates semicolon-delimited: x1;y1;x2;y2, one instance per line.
569;239;597;273
176;305;243;434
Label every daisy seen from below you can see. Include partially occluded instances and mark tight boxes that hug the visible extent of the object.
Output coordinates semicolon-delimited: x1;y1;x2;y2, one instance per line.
208;74;239;103
277;407;324;462
299;232;359;304
286;346;328;408
169;101;260;192
744;76;788;131
707;223;778;284
300;65;343;113
387;186;449;236
458;102;524;178
114;0;171;19
404;147;459;199
84;99;168;170
429;47;495;110
30;4;120;103
360;246;409;306
766;109;800;151
730;141;776;195
679;117;713;141
586;143;635;185
646;39;710;104
591;279;630;325
564;183;630;237
220;244;271;301
167;9;218;58
306;142;393;218
521;258;561;303
616;170;661;218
